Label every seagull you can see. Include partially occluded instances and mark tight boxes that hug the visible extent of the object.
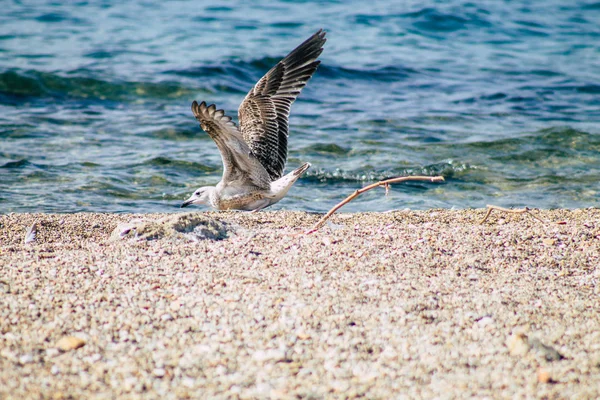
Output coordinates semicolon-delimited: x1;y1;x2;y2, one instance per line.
181;29;326;211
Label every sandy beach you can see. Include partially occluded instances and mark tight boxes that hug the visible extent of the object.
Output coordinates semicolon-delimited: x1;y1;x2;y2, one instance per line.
1;209;599;398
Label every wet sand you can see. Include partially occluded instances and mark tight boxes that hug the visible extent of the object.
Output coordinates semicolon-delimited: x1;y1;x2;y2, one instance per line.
1;209;599;398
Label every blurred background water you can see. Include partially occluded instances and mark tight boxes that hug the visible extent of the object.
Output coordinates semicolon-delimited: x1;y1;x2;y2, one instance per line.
1;0;599;213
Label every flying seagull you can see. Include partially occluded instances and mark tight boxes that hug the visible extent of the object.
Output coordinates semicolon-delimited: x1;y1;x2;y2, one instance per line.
181;29;326;211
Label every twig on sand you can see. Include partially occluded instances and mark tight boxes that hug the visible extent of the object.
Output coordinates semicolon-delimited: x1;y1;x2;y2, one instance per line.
305;176;445;234
479;205;546;224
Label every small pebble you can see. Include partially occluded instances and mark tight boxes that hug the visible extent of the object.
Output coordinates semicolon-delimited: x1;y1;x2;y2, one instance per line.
169;301;181;312
507;332;530;357
161;313;174;321
56;336;86;351
19;354;33;364
529;338;564;361
538;368;551;383
252;349;285;362
182;377;195;388
46;348;60;357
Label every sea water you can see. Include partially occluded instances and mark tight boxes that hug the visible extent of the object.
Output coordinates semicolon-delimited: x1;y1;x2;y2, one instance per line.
1;0;599;213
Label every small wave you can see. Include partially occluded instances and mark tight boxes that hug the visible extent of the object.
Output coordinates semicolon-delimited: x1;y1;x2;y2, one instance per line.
582;2;600;10
83;51;115;59
0;71;45;97
140;157;216;172
270;22;304;29
533;127;600;151
0;159;31;169
575;84;600;94
35;12;88;24
0;159;103;173
467;127;600;157
518;127;598;149
408;7;492;32
304;162;469;184
454;92;507;104
300;143;351;155
0;69;199;102
144;127;202;140
317;64;418;83
204;6;234;12
166;58;418;86
76;180;134;199
163;62;254;93
492;69;564;78
354;7;491;33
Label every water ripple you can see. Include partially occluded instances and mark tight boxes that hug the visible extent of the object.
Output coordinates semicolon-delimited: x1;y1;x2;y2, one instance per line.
1;0;599;212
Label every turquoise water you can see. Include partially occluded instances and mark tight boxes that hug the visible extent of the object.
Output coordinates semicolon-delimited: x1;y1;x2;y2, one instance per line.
1;0;600;213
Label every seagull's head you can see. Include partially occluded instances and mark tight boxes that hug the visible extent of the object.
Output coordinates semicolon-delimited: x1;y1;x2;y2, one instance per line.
181;186;214;208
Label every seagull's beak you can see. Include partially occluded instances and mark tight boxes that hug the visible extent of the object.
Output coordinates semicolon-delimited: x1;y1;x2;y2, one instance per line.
181;189;209;208
180;198;193;208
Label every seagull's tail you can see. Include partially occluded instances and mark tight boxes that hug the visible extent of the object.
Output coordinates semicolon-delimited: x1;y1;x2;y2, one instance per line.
266;162;311;203
293;162;311;177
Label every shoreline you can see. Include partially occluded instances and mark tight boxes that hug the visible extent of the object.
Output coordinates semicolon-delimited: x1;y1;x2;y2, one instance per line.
1;209;599;398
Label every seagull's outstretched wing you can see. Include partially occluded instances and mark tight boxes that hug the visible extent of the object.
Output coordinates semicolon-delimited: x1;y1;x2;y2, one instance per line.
191;101;271;189
238;29;326;181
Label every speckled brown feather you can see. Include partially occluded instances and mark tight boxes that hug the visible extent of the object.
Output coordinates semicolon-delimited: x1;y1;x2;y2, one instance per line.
238;29;326;180
191;100;271;189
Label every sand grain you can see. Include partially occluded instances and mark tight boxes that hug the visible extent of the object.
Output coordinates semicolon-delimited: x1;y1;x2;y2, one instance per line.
1;210;599;398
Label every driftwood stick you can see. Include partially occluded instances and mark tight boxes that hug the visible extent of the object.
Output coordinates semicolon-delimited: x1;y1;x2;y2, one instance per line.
479;204;546;224
305;176;445;234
